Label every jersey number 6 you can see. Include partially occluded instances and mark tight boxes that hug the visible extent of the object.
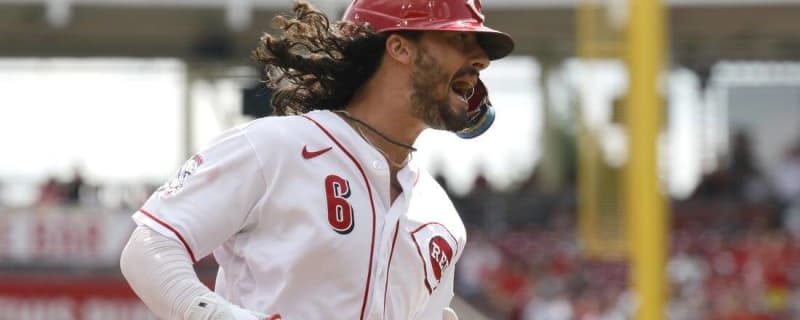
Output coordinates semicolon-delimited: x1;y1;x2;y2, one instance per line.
325;175;354;234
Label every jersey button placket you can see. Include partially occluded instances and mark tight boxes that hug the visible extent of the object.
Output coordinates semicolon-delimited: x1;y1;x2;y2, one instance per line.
366;157;392;319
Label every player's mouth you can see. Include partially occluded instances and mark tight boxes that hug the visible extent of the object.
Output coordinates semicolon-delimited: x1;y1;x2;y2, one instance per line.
450;80;475;107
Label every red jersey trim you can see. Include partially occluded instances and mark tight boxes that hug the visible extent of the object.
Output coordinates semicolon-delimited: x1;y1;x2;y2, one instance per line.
302;115;377;320
383;221;401;313
138;208;198;264
410;230;433;294
410;222;460;251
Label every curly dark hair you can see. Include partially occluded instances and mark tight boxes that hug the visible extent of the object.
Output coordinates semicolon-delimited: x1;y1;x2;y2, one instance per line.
253;1;416;116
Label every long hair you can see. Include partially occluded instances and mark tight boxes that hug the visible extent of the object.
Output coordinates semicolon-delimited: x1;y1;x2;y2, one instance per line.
252;1;387;115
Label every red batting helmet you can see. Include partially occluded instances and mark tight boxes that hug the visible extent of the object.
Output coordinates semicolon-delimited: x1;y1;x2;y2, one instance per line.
342;0;514;60
342;0;513;138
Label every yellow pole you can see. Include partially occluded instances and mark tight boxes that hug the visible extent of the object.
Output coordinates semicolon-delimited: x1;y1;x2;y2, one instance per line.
625;0;667;319
576;0;601;258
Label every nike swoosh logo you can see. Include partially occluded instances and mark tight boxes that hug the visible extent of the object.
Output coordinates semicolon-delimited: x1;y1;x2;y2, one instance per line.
302;145;333;159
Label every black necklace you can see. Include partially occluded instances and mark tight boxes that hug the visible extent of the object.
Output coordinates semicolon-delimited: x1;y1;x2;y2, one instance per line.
335;111;418;152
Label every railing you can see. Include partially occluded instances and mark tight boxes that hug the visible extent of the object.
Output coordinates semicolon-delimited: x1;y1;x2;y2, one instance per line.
0;207;135;268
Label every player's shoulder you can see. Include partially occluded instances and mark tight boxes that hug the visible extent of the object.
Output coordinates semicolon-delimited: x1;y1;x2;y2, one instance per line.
235;112;331;149
412;169;467;239
238;114;308;139
413;170;450;199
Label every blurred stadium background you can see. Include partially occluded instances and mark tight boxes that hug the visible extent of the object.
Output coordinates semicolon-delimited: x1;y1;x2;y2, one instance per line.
2;0;800;319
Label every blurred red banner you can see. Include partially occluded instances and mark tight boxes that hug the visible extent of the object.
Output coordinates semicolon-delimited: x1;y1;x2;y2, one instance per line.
0;209;134;267
0;274;155;320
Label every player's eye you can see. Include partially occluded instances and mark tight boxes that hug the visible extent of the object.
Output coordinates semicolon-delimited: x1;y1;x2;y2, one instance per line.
447;32;471;48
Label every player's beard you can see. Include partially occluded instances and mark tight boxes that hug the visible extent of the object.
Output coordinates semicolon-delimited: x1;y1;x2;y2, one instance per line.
409;48;468;132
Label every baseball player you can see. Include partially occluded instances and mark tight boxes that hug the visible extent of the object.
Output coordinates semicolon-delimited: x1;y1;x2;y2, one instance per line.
119;0;513;319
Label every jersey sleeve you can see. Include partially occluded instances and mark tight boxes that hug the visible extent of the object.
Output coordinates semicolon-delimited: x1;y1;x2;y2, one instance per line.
417;264;456;320
415;172;467;319
132;126;268;263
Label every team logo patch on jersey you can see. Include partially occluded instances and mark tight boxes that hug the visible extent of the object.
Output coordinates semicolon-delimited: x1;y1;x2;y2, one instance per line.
410;222;459;293
157;154;204;198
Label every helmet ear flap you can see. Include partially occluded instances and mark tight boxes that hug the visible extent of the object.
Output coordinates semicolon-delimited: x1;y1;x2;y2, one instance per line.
455;79;495;139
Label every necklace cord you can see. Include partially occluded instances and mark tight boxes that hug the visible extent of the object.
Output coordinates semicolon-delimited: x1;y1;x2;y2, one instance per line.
334;111;418;152
334;110;414;169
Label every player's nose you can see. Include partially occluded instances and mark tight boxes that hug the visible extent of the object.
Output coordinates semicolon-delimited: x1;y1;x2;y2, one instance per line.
468;44;490;71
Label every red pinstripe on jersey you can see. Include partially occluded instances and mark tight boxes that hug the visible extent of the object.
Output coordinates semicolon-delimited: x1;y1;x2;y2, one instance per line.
138;208;198;263
383;221;401;314
302;115;377;320
411;232;433;294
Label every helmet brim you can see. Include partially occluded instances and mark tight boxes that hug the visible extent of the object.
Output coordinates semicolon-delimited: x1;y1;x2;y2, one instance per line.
377;24;514;60
475;28;515;60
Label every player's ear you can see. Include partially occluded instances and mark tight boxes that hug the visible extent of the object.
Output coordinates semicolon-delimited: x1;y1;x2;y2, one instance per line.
385;34;414;65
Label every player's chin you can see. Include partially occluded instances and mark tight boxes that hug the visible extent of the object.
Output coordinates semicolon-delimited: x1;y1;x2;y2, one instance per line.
438;102;469;132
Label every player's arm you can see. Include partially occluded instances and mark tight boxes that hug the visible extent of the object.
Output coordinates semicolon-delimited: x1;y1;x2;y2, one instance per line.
417;266;459;320
120;224;273;320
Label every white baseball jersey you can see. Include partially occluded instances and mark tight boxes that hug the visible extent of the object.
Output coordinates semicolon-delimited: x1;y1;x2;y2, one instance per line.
132;110;467;320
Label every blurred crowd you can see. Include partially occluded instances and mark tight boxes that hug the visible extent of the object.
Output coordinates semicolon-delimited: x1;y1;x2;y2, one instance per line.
450;132;800;320
36;169;91;207
28;168;157;211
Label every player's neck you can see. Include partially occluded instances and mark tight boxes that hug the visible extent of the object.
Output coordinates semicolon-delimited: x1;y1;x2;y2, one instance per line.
344;73;424;167
336;108;408;201
341;103;419;170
